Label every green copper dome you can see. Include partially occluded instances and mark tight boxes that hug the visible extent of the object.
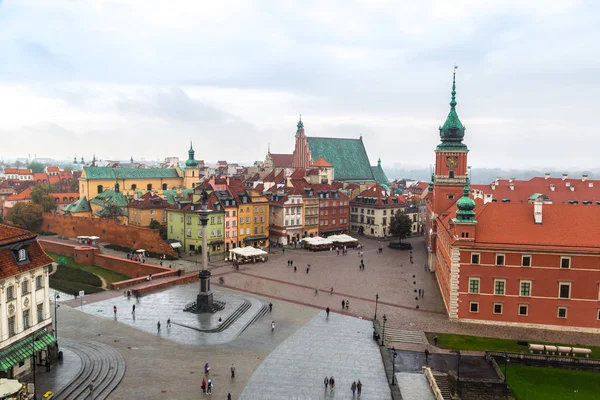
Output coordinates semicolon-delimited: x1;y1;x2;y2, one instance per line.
428;173;434;193
438;70;467;150
185;142;198;167
455;178;476;223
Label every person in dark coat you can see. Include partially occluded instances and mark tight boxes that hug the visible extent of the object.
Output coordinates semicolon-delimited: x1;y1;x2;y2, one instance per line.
357;380;362;395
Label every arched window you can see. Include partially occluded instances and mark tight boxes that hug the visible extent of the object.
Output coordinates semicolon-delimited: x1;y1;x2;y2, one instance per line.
192;171;195;177
97;185;103;193
131;184;137;190
147;184;152;191
449;171;455;179
162;183;167;190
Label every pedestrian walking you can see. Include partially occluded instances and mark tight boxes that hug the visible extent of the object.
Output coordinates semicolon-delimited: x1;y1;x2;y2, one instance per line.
324;376;329;390
418;288;422;297
271;320;275;332
315;287;319;295
88;379;95;399
330;287;334;295
346;300;349;309
357;380;362;395
434;336;438;346
201;377;206;393
205;362;210;374
294;266;297;272
282;248;285;255
113;305;117;318
207;378;212;394
230;363;235;378
351;381;357;395
269;302;273;312
425;348;430;364
167;318;171;328
157;321;161;332
227;393;232;400
342;300;345;309
326;307;330;317
337;247;340;255
422;289;425;298
329;376;335;391
306;266;309;273
132;304;135;314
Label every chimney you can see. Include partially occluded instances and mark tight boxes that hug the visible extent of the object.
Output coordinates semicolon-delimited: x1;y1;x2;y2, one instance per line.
550;184;556;191
562;174;568;181
494;178;500;185
509;178;515;183
545;173;550;180
534;199;543;224
491;183;496;190
589;182;594;188
582;174;588;182
509;183;515;191
566;182;571;187
569;186;575;192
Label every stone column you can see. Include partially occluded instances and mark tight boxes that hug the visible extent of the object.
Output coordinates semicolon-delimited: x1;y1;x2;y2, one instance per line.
196;206;213;312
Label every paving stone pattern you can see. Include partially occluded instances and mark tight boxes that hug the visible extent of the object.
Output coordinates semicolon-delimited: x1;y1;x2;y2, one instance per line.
396;373;435;400
240;311;391;400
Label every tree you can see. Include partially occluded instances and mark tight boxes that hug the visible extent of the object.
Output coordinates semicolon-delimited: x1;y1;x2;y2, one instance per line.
27;161;45;173
15;160;22;169
388;210;412;243
6;202;44;230
148;219;167;239
148;219;161;230
31;185;57;212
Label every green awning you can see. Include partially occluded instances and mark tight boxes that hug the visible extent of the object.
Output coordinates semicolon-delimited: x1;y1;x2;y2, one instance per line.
243;235;269;242
0;331;56;372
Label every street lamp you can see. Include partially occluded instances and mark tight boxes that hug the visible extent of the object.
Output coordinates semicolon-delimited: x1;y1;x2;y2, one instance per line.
381;314;387;347
391;346;398;385
374;293;379;320
31;331;40;400
456;350;462;381
54;292;60;344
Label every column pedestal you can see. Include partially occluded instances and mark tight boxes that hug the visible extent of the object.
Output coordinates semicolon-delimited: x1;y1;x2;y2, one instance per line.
196;269;214;312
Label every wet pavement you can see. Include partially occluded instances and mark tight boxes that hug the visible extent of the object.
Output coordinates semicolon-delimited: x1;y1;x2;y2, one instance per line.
392;350;498;379
75;283;266;345
240;311;391;400
396;373;435;400
34;347;81;396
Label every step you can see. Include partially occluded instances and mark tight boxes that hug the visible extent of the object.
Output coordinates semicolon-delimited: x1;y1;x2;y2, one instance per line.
383;328;426;344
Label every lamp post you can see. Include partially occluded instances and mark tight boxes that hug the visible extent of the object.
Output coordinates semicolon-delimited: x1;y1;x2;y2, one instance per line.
381;314;387;347
504;352;510;398
31;330;40;400
456;350;462;381
54;292;60;344
374;293;379;320
391;346;398;385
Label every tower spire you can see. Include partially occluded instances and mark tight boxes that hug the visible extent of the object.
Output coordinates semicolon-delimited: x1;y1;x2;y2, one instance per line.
296;114;304;136
438;66;467;150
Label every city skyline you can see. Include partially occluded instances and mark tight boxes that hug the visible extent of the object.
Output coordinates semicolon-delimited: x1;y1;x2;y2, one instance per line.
0;1;599;168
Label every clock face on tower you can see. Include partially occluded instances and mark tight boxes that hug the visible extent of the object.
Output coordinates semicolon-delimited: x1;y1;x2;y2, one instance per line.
446;156;458;169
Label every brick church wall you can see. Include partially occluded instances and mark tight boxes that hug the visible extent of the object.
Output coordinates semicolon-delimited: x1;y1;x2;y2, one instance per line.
41;213;176;256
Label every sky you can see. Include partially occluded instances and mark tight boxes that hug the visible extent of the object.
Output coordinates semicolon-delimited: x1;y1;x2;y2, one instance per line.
0;0;599;169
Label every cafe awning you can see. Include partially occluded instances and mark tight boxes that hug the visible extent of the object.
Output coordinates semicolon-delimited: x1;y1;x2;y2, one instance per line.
0;331;56;372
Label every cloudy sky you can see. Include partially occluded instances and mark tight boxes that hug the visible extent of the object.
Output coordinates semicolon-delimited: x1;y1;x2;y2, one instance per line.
0;0;598;169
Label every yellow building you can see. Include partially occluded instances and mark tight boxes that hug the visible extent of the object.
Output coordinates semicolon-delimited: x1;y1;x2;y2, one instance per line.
89;183;129;224
78;144;201;199
128;192;170;226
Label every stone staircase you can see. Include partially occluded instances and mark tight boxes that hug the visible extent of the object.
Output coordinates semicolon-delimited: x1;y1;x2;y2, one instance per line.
383;328;427;345
433;373;453;400
53;339;125;400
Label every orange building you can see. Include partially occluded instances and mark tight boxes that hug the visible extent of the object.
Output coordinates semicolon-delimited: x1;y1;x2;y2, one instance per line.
426;71;600;333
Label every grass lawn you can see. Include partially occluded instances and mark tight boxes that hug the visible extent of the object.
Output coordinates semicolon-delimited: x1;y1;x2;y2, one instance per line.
508;365;600;400
50;264;104;295
46;251;130;285
428;332;600;360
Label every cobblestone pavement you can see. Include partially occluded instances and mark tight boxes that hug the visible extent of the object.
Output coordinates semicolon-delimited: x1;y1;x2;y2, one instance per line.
241;311;391;400
50;288;318;399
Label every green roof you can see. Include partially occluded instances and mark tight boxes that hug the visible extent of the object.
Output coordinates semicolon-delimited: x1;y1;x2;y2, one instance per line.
63;196;91;213
307;137;376;181
83;167;180;180
438;70;467;151
90;189;129;208
0;331;56;372
163;189;194;204
371;165;390;185
95;207;128;217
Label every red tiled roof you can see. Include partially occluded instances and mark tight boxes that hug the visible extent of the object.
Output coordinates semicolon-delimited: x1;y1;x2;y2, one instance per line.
254;183;264;192
33;173;49;182
262;170;276;182
4;168;32;175
440;200;600;251
290;169;306;179
312;158;332;167
129;192;170;209
351;184;404;206
269;154;293;167
47;166;60;172
471;176;600;205
0;224;53;279
49;193;79;204
6;187;33;201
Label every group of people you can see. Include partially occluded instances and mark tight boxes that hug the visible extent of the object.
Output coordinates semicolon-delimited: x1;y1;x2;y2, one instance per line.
200;362;234;399
335;246;348;255
341;299;350;310
127;252;145;263
156;318;172;332
323;376;363;395
359;259;365;270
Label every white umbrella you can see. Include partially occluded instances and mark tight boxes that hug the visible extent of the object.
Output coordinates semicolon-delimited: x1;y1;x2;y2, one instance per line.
0;378;22;398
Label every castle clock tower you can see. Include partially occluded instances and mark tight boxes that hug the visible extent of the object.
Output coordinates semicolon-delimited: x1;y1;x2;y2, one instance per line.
432;69;469;216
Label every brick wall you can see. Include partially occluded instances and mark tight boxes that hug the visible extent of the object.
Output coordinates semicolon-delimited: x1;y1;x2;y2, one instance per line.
41;213;176;256
39;240;172;279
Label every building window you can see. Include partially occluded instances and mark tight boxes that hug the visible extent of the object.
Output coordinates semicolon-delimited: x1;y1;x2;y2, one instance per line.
246;228;250;234
131;184;137;190
23;309;30;329
7;285;15;301
97;185;103;193
150;209;155;215
521;255;531;267
8;316;15;337
468;278;480;294
186;229;191;237
240;218;244;225
469;301;479;313
560;257;571;269
559;283;571;299
22;279;29;294
494;279;506;295
246;217;250;223
519;304;529;316
449;171;455;178
187;216;191;224
520;281;531;297
18;249;28;262
37;303;44;323
36;275;43;290
557;307;567;318
493;303;503;314
471;253;480;265
147;184;152;190
495;254;505;266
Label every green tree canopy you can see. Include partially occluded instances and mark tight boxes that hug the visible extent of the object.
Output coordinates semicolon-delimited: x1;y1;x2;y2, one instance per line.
388;210;412;243
148;219;161;230
6;202;44;230
27;161;45;173
31;185;57;212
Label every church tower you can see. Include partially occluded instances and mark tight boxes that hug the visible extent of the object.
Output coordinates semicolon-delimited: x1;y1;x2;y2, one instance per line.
291;115;313;168
432;68;469;216
183;142;200;189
